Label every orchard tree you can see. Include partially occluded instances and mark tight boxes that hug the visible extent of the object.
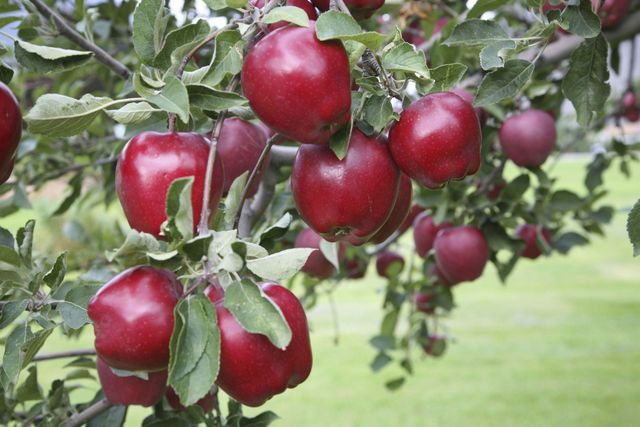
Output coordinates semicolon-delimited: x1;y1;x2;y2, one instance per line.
0;0;639;425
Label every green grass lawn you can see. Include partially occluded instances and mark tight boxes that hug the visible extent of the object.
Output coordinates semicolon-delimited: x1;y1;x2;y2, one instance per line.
5;157;640;426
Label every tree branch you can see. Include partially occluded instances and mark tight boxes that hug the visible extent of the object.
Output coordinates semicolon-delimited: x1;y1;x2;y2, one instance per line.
238;163;278;238
32;349;96;362
29;0;131;79
63;399;112;427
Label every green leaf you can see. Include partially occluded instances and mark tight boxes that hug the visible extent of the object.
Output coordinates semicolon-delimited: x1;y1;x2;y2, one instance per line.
201;30;244;87
133;0;169;64
14;40;93;73
164;177;195;241
0;245;21;266
2;323;29;386
25;94;115;137
370;352;392;372
329;120;353;161
168;295;220;407
315;11;387;51
15;366;42;401
259;213;293;245
362;95;395;134
627;199;640;256
0;300;29;329
429;63;467;92
238;411;279;426
153;20;210;69
444;19;510;46
223;172;248;230
0;61;13;84
319;240;341;271
548;190;583;213
468;0;510;18
43;252;67;292
381;42;429;80
202;0;248;10
0;226;14;248
105;230;160;267
554;231;590;254
263;6;310;27
385;377;405;391
480;40;516;70
224;279;292;349
561;0;601;38
246;248;315;281
106;102;158;124
561;33;610;127
144;76;190;123
52;172;83;216
475;59;534;107
187;84;248;112
16;220;34;268
58;284;100;329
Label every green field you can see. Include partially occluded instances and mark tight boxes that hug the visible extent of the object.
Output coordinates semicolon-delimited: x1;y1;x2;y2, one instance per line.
4;157;640;427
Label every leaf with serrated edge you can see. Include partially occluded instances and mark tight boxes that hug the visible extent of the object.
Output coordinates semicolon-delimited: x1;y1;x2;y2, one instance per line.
246;248;315;281
263;6;310;27
475;59;534;107
106;102;158;124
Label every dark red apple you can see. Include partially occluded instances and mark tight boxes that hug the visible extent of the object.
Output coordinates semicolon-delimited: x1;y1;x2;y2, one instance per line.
0;83;22;185
242;23;351;145
375;250;404;279
388;91;481;189
166;387;217;412
213;282;312;407
252;0;317;30
88;266;182;371
398;204;425;235
592;0;630;28
434;226;489;284
499;109;556;168
402;20;426;46
115;132;225;238
516;224;552;259
370;173;412;244
423;335;447;357
294;227;346;279
451;87;488;126
312;0;385;20
217;117;269;198
344;257;368;279
414;292;435;314
96;357;168;407
413;213;452;258
291;129;400;245
625;109;640;122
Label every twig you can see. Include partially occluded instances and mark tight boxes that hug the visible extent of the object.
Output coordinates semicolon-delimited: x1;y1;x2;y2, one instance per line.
32;349;96;362
238;162;278;238
63;399;112;427
29;0;131;79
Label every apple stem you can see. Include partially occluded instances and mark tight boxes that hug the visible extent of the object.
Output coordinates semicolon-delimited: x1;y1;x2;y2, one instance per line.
63;398;112;427
168;113;177;133
32;349;96;362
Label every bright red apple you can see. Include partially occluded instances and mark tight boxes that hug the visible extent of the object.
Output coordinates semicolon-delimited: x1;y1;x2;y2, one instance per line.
115;132;225;238
451;87;488;126
96;357;168;407
294;227;346;279
388;91;481;189
88;266;182;371
0;83;22;185
370;173;412;244
292;129;400;245
499;109;556;167
413;213;452;258
516;224;552;259
242;23;351;145
375;250;405;279
434;226;489;284
166;387;217;412
213;282;312;407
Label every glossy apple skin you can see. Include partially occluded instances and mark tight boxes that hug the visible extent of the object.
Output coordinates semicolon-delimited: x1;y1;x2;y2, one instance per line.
413;213;452;258
242;24;351;145
499;109;556;168
116;132;224;238
388;92;481;189
292;129;400;245
375;250;405;279
434;226;489;284
88;266;182;371
312;0;385;19
294;227;346;279
516;224;552;259
450;88;488;126
252;0;317;30
345;257;368;279
414;292;435;314
166;387;217;412
592;0;630;28
218;118;269;198
96;357;168;407
398;204;425;235
370;174;412;244
213;282;312;407
0;83;22;185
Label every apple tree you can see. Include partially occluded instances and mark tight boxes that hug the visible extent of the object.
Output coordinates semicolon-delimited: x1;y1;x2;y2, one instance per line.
0;0;639;425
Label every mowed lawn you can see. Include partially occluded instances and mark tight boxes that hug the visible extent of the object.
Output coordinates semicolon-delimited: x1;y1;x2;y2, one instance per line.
3;157;640;427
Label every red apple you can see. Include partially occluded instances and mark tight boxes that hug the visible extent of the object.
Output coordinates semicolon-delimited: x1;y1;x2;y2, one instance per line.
88;266;182;371
369;173;412;244
166;387;217;412
414;292;435;314
242;23;351;145
252;0;317;30
398;204;425;235
625;109;640;122
213;282;312;407
375;250;405;279
434;226;489;284
516;224;552;259
423;335;447;357
450;87;488;126
292;129;400;245
115;132;225;238
294;227;346;279
217;117;269;198
413;213;452;258
96;357;168;407
402;20;426;46
312;0;385;20
0;83;22;185
388;91;481;189
344;257;368;279
592;0;630;28
622;91;637;110
499;109;556;168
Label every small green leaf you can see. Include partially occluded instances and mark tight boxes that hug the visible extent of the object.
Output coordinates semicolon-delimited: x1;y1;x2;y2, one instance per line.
164;177;195;241
381;42;430;80
14;40;93;73
263;6;310;27
246;248;315;281
223;172;248;230
385;377;405;391
315;11;387;51
554;231;590;254
145;76;190;123
105;230;160;267
429;63;467;92
370;352;392;372
362;95;396;134
0;300;29;329
444;19;510;46
238;411;279;426
58;284;100;329
329;120;353;161
187;84;248;112
153;20;210;69
16;220;35;268
319;240;341;271
548;190;583;213
133;0;169;64
106;102;158;124
43;252;67;292
52;172;83;216
561;0;601;38
201;30;244;87
627;199;640;256
259;213;293;245
475;59;534;107
480;40;516;70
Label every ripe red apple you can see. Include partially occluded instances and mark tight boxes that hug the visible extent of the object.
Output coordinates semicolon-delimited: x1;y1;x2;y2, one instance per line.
402;20;426;46
413;213;452;258
344;257;368;279
375;250;404;279
166;387;217;412
499;109;556;168
292;129;400;245
115;132;225;238
423;335;447;357
370;173;412;244
294;227;346;279
622;91;640;122
414;292;436;314
88;266;182;371
592;0;630;28
516;224;552;259
450;87;488;126
252;0;317;30
96;357;168;407
0;83;22;185
312;0;385;20
213;282;312;407
398;204;425;235
242;23;351;145
217;118;269;198
388;91;481;189
434;226;489;284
